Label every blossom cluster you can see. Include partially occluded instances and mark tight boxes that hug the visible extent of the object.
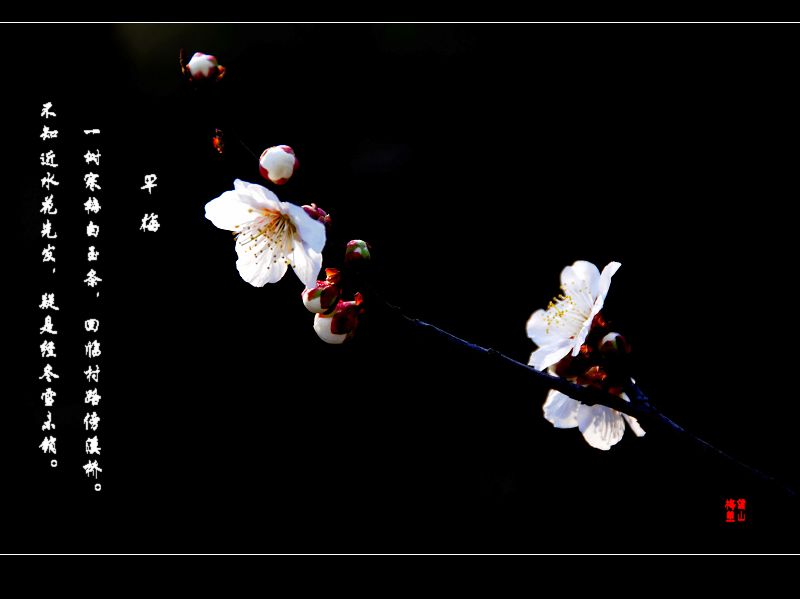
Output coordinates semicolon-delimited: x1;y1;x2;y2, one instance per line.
204;151;366;343
526;261;645;450
195;50;644;451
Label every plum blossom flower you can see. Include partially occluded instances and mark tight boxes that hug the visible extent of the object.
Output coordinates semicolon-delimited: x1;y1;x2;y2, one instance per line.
527;260;644;449
205;179;325;289
526;260;621;371
542;384;645;451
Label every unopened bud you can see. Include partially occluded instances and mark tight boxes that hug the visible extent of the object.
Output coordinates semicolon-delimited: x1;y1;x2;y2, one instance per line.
301;268;341;314
313;293;364;344
185;52;226;82
259;145;298;185
301;203;331;226
344;239;371;266
600;332;631;355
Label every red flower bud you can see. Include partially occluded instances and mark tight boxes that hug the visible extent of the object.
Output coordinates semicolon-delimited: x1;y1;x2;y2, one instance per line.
313;292;364;344
301;268;341;314
344;239;371;266
301;203;331;226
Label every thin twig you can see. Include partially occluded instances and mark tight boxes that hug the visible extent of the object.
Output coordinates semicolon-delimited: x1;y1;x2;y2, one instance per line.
230;129;260;160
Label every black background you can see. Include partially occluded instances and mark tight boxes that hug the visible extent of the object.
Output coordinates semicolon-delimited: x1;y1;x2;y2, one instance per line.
2;23;798;553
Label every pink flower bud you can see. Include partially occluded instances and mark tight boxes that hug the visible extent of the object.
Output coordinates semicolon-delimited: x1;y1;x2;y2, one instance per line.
313;293;364;344
344;239;371;266
301;203;331;226
301;268;341;314
186;52;226;82
259;145;298;185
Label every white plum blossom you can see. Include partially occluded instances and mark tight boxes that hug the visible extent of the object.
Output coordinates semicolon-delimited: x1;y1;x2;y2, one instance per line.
205;179;326;289
526;260;620;371
542;382;645;450
527;260;645;450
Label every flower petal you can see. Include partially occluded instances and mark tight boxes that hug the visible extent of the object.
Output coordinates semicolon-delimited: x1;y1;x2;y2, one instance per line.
569;261;621;356
235;244;288;287
233;179;282;212
313;313;348;344
622;414;646;437
618;391;646;437
526;307;581;349
525;309;550;345
543;390;580;429
594;261;621;312
291;243;323;290
528;338;574;371
570;320;594;357
205;190;259;231
561;260;600;309
284;202;326;253
576;404;625;450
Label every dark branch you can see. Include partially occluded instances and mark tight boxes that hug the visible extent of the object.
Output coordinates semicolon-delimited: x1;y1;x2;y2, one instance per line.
381;301;797;498
401;310;644;418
